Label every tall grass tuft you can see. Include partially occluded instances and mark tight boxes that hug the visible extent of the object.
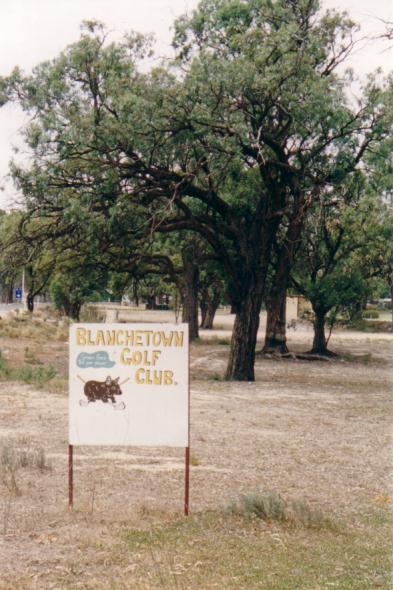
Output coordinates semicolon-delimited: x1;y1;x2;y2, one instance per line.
229;491;332;529
1;439;52;497
0;351;11;378
233;491;288;522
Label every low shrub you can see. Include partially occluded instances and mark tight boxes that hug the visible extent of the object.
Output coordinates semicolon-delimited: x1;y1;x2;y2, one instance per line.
229;491;331;529
362;310;380;319
0;351;11;378
24;347;43;365
207;373;225;381
16;364;57;385
0;354;57;386
230;491;288;522
0;439;52;496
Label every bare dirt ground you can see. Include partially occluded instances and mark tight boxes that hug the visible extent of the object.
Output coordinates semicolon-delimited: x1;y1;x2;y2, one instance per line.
0;309;392;588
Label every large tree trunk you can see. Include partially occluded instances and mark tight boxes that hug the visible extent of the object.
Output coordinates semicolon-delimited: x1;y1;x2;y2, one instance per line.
262;203;306;354
263;288;288;354
72;302;82;322
26;292;35;313
200;287;220;329
201;297;219;329
63;299;82;321
225;284;263;381
145;295;156;310
310;309;328;354
1;283;14;303
179;257;199;341
390;261;393;326
200;299;208;328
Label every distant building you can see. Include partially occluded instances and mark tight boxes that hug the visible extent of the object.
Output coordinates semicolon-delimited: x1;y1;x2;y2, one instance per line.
286;296;313;324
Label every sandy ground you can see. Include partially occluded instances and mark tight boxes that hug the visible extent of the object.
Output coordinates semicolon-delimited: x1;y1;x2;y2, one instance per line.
0;310;392;588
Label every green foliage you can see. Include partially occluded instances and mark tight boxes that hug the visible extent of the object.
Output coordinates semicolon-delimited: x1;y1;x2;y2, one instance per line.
231;491;288;522
0;351;10;377
363;309;380;319
48;257;107;320
229;491;331;529
0;349;56;385
121;508;392;589
1;2;393;377
306;269;370;316
16;364;57;385
293;184;393;351
24;347;43;365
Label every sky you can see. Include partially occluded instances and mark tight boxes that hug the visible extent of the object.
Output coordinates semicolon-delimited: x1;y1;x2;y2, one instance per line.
0;0;392;209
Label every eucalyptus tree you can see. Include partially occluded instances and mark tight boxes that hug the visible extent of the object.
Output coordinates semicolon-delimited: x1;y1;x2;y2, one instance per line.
292;184;393;355
0;210;55;309
366;121;393;320
2;3;391;379
102;230;217;340
199;262;225;329
48;258;107;320
0;211;19;303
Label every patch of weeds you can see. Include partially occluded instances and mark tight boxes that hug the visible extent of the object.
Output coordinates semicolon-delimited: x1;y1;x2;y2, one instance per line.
120;509;392;590
14;364;57;385
208;336;230;345
229;491;333;530
346;318;370;331
0;440;52;496
0;314;64;343
19;447;52;472
1;440;52;473
290;499;332;529
340;352;374;364
190;454;200;467
46;376;68;394
125;529;156;549
55;326;69;342
0;320;20;338
363;310;380;319
196;336;230;346
361;506;393;528
0;444;21;496
230;491;288;522
0;351;11;378
0;351;57;386
207;373;225;381
24;347;43;365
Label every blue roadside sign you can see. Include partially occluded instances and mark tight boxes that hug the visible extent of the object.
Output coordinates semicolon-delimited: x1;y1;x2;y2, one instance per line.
15;287;22;299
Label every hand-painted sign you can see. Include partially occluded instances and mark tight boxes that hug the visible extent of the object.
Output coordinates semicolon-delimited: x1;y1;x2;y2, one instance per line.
69;323;189;447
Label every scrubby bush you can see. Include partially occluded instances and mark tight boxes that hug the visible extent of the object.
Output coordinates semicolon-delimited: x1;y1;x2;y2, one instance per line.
362;310;379;319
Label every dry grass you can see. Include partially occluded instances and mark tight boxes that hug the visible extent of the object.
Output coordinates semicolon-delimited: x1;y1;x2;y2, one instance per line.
1;508;390;589
0;308;392;588
119;509;392;590
0;312;69;393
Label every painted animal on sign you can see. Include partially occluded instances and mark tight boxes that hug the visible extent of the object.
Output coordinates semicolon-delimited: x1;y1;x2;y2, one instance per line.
84;376;122;404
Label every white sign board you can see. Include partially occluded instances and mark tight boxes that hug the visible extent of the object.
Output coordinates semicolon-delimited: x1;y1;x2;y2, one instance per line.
69;323;189;447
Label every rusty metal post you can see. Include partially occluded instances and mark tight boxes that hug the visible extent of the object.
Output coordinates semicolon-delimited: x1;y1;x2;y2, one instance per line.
68;444;73;510
184;446;190;516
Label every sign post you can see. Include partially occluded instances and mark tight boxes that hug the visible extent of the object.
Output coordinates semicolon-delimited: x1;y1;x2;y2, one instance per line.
68;444;73;510
184;447;190;516
69;323;190;513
